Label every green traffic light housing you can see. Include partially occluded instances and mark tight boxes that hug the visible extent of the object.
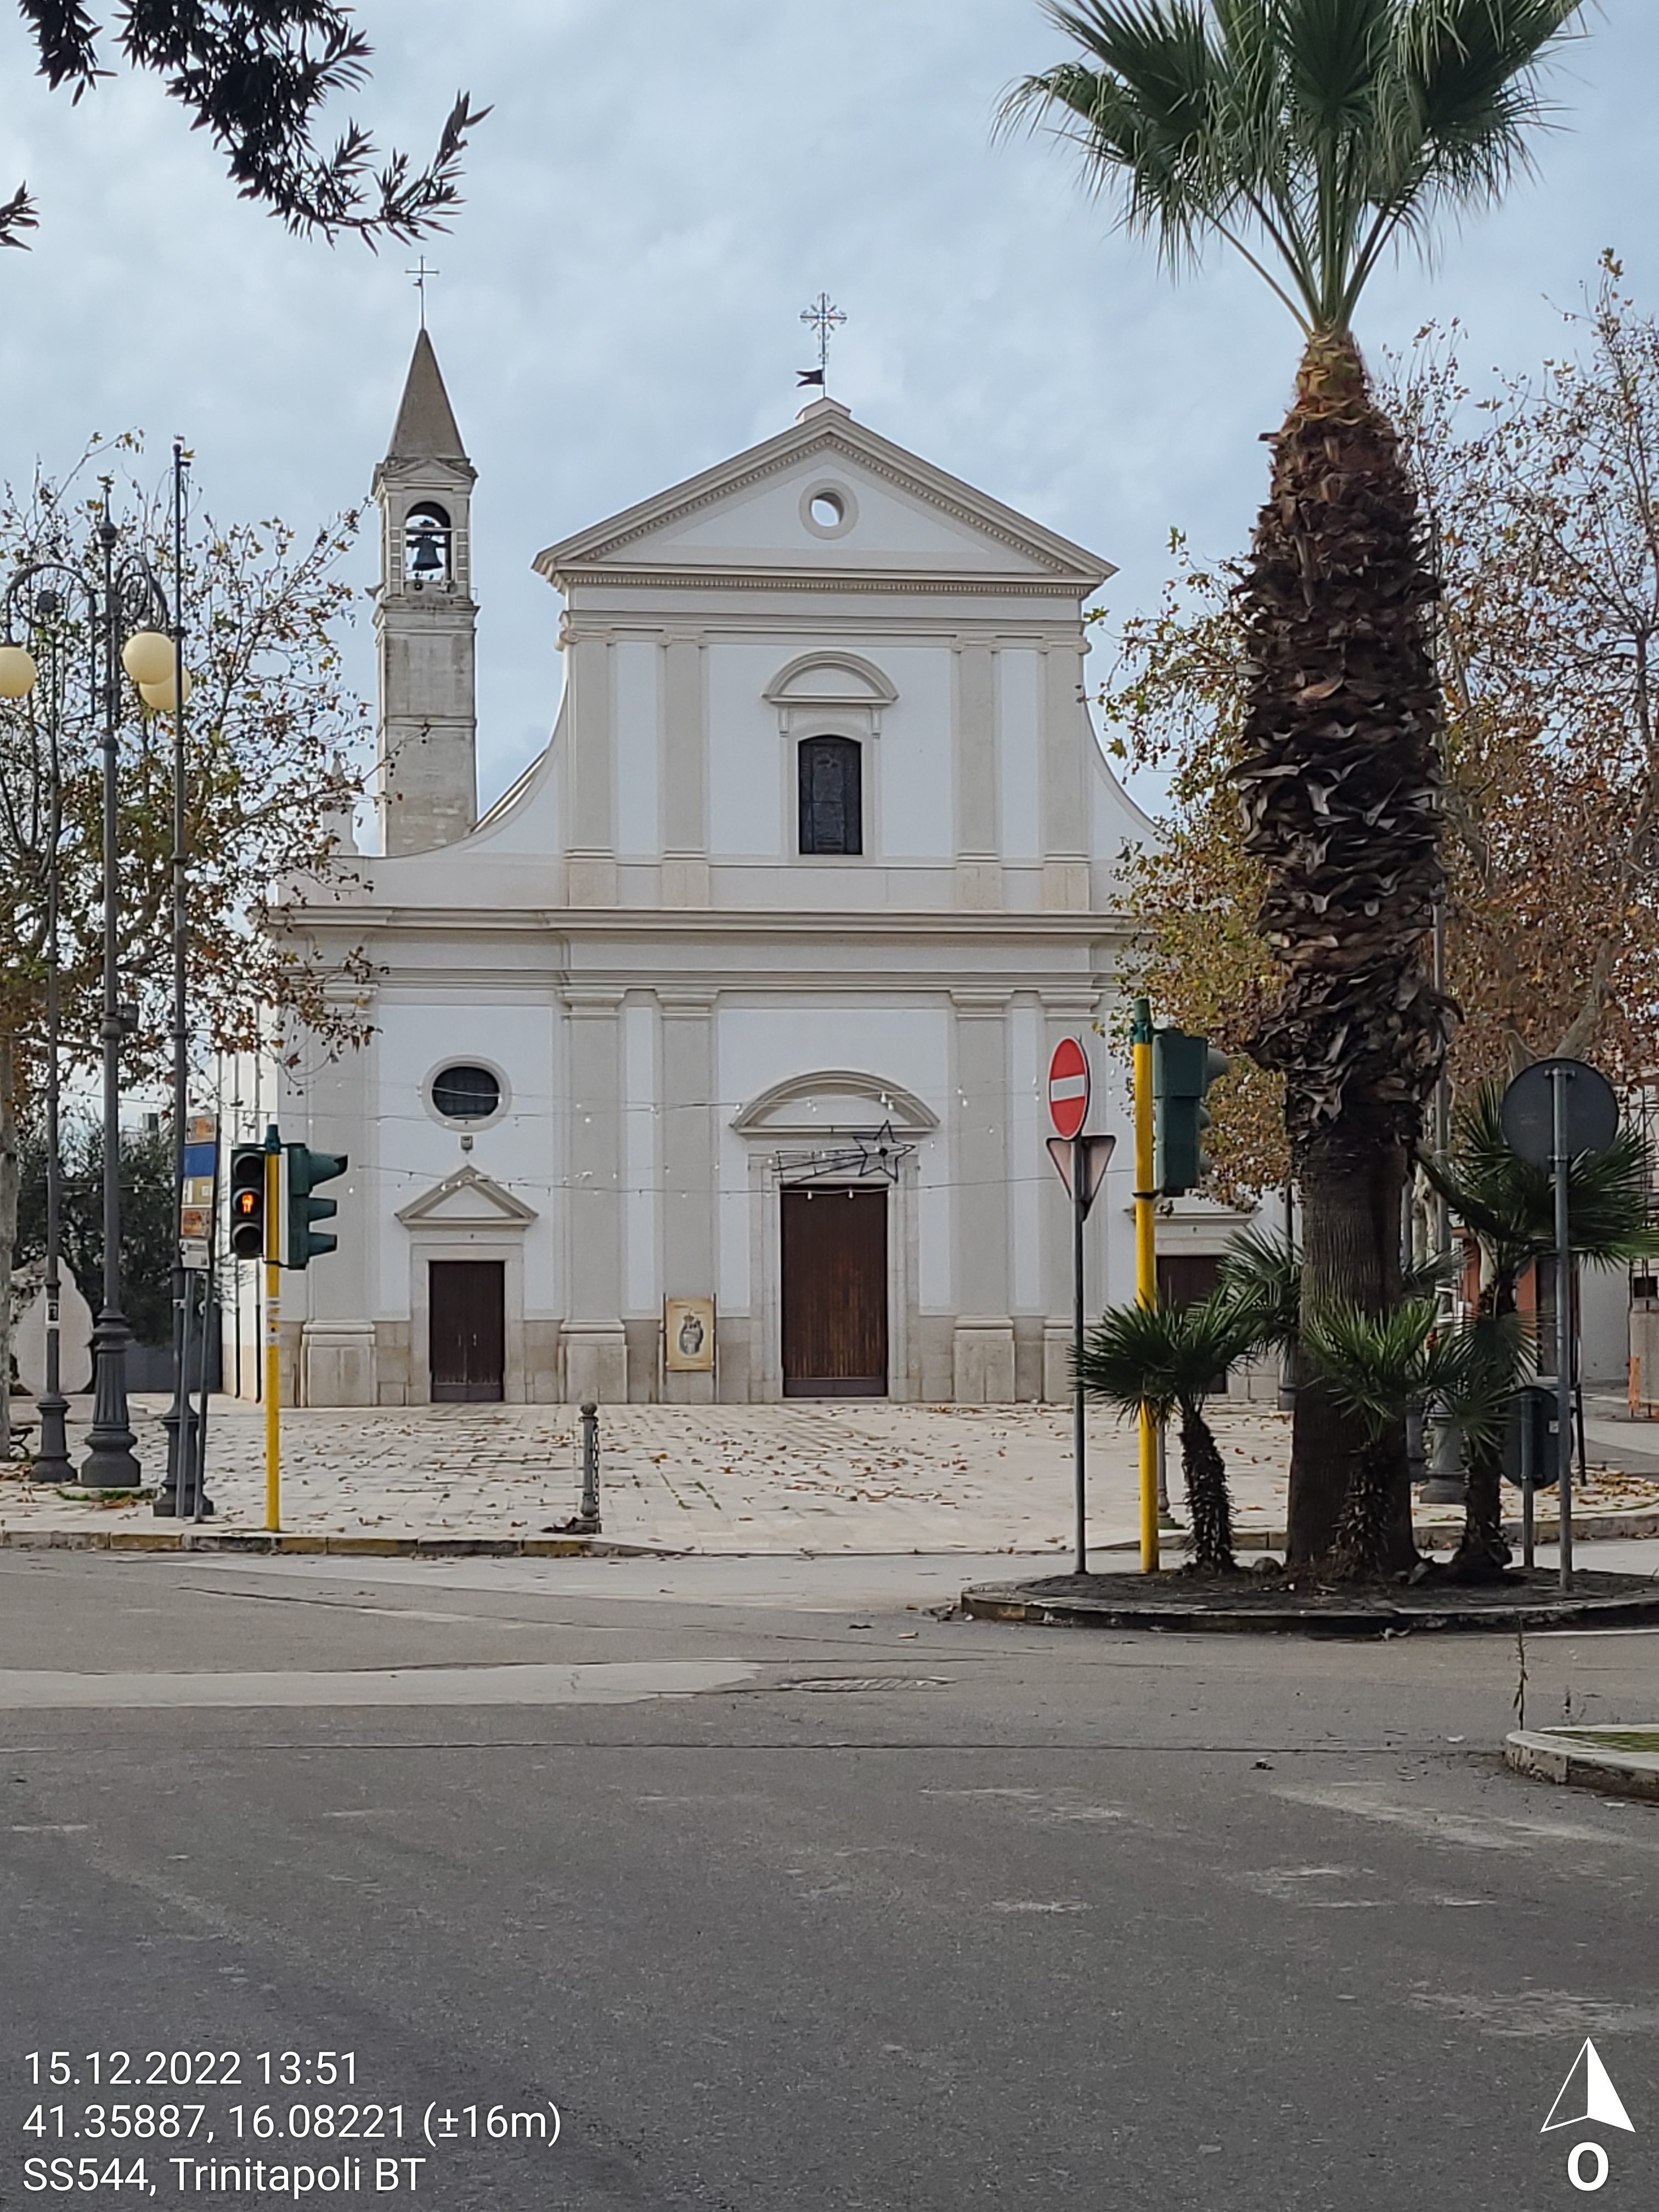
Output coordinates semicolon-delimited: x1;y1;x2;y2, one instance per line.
1153;1028;1231;1197
285;1144;347;1269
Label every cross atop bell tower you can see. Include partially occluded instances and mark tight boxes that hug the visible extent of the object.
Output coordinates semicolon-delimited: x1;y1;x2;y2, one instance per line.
372;327;478;854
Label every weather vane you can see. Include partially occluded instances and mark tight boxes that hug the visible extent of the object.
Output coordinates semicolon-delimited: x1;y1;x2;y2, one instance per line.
405;255;441;330
798;292;846;393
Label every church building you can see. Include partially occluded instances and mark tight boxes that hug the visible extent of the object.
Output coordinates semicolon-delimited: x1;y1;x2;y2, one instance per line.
270;332;1194;1406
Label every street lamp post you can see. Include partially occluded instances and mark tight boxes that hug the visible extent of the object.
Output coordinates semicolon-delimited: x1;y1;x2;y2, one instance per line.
0;581;80;1483
1;512;176;1492
35;693;73;1483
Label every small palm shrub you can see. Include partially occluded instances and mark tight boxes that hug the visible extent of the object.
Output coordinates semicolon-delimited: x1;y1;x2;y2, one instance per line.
1423;1086;1659;1580
1075;1293;1258;1573
1306;1300;1521;1582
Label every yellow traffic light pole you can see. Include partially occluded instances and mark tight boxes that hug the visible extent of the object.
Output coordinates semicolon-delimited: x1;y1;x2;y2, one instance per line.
1132;997;1159;1573
264;1137;281;1531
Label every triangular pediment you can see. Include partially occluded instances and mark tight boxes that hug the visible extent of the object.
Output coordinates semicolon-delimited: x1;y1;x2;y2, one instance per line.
534;402;1112;590
396;1164;537;1229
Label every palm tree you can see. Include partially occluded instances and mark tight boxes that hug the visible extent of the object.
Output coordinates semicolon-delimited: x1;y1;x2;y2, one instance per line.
1076;1292;1257;1571
1306;1297;1517;1579
1422;1086;1659;1580
1005;0;1584;1569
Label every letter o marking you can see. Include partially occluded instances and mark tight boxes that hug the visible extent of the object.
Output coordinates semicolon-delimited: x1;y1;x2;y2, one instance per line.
1568;2142;1609;2193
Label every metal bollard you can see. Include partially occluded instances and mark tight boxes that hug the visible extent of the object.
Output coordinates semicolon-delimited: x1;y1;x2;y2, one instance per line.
577;1401;601;1531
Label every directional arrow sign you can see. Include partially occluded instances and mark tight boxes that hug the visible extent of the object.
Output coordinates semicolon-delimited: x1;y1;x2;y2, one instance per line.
1047;1133;1115;1220
1047;1037;1091;1141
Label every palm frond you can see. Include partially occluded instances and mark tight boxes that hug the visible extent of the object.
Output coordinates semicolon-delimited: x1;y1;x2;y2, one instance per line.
1304;1296;1448;1432
1438;1308;1530;1459
1076;1290;1256;1418
1006;0;1585;332
1403;1243;1460;1301
1421;1084;1659;1301
1308;1295;1530;1456
1217;1224;1300;1351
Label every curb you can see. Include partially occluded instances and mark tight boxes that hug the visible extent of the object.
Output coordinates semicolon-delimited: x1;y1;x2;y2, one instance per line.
961;1578;1659;1639
1097;1507;1659;1556
0;1529;674;1560
1505;1727;1659;1804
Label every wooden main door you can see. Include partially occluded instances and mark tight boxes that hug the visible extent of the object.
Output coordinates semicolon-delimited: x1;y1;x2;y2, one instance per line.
428;1260;505;1402
781;1186;888;1397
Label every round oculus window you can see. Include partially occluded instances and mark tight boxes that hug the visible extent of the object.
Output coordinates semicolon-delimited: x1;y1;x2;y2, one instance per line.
431;1063;501;1122
800;481;857;538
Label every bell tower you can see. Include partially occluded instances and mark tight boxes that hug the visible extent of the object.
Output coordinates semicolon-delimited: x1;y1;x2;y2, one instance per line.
373;328;478;854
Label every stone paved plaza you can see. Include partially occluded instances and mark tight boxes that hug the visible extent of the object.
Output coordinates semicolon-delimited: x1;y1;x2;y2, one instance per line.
5;1394;1659;1555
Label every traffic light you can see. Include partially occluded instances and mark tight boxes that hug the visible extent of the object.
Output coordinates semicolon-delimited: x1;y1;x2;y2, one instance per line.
1153;1028;1231;1196
286;1144;347;1268
228;1144;268;1259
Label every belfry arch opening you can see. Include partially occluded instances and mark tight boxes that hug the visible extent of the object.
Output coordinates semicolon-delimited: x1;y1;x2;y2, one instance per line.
405;502;453;586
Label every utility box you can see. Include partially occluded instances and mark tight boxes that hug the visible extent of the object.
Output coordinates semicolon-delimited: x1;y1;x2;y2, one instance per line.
1503;1385;1559;1491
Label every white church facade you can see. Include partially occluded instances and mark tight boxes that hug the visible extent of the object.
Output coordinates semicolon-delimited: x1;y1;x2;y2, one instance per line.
269;332;1226;1407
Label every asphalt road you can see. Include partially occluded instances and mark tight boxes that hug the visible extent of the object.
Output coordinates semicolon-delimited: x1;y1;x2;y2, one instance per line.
2;1549;1656;2211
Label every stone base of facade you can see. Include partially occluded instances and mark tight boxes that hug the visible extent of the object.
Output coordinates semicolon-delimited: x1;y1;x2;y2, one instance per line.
951;1317;1017;1404
267;1312;1077;1407
301;1321;379;1407
562;1319;629;1404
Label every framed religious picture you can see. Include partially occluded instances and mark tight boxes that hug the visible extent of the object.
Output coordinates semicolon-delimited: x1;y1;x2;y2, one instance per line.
664;1296;716;1373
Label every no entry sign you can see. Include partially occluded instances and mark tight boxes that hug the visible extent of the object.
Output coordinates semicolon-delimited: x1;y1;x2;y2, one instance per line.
1048;1037;1091;1140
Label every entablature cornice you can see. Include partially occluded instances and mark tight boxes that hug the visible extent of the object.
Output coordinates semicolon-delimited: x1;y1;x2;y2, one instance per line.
554;565;1091;599
270;903;1133;945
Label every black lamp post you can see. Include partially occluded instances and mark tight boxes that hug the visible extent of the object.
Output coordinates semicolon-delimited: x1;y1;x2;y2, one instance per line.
155;441;210;1519
0;579;80;1482
1;513;174;1491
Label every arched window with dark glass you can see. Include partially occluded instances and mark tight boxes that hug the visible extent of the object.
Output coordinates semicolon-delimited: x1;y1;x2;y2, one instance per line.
798;735;862;855
404;502;453;586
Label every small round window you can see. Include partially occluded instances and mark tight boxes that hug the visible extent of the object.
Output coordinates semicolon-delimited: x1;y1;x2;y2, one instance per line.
431;1063;501;1122
800;480;857;538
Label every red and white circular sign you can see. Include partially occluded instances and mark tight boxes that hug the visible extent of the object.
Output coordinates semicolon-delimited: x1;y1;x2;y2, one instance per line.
1047;1037;1091;1141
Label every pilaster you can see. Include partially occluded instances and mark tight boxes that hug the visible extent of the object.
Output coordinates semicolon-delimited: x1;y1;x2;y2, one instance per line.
661;636;710;908
297;980;377;1406
950;990;1014;1402
1041;637;1091;911
562;986;628;1400
659;989;717;1402
565;630;618;906
954;640;1001;910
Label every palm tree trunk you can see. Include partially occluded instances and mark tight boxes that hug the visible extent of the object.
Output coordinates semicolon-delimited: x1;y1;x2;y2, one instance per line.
1327;1437;1401;1582
1178;1401;1236;1575
1289;1119;1417;1569
1449;1296;1517;1583
1448;1433;1510;1582
1237;331;1448;1572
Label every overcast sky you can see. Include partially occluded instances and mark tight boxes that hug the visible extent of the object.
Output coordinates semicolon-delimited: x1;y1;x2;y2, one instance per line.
2;0;1653;822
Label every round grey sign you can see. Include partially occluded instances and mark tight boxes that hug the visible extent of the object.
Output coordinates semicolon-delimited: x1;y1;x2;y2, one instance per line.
1500;1058;1619;1167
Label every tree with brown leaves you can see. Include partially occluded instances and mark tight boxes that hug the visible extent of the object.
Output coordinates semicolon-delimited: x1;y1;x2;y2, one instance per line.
0;446;374;1448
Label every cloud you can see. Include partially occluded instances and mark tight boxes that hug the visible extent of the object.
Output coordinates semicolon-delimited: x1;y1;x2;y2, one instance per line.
0;0;1650;809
